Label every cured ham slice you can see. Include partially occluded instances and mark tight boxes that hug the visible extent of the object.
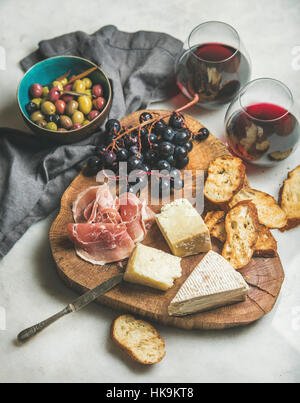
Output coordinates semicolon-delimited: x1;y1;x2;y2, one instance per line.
118;193;145;242
72;186;99;223
118;193;156;242
72;183;116;223
68;223;135;265
68;183;155;265
98;208;122;225
87;184;117;223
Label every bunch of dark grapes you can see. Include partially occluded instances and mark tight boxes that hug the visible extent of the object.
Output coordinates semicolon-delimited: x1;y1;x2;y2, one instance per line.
83;111;208;195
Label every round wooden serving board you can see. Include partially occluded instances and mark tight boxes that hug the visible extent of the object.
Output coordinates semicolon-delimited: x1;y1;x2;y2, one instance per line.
49;110;285;330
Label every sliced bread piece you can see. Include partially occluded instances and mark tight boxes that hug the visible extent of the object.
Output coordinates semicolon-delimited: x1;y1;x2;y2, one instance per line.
279;165;300;231
204;211;227;243
204;156;246;206
254;224;277;257
111;314;166;365
229;188;287;229
205;210;277;258
222;201;259;269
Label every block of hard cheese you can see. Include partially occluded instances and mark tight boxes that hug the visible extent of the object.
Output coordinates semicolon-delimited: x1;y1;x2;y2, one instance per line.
155;198;212;257
168;250;249;316
124;243;182;291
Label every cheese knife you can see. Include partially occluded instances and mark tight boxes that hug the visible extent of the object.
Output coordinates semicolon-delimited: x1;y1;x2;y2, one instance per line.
17;273;123;343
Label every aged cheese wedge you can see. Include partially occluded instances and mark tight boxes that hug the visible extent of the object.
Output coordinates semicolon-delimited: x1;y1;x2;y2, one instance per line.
155;198;212;257
168;250;249;316
124;243;182;291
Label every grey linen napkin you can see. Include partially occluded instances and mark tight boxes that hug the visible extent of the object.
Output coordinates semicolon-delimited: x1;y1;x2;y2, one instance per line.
0;25;182;257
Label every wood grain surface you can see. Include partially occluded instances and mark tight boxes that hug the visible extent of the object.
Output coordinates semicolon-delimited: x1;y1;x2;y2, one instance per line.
49;110;285;330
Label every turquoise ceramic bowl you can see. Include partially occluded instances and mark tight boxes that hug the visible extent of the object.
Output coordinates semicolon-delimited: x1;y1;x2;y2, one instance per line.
17;56;112;144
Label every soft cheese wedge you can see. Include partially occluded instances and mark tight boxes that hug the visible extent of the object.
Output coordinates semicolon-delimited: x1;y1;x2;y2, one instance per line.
155;199;212;257
124;243;182;291
168;251;249;316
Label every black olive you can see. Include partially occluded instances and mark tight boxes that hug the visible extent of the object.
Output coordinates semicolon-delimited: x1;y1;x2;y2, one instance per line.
25;101;38;115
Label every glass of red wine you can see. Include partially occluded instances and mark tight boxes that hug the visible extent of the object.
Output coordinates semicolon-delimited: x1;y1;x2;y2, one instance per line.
175;21;251;109
225;78;300;166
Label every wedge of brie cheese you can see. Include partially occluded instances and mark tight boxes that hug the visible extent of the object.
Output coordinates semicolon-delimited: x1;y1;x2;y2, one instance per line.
124;243;182;291
155;198;212;257
168;250;249;316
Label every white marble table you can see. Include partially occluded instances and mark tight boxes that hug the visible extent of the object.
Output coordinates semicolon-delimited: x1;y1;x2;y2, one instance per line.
0;0;299;383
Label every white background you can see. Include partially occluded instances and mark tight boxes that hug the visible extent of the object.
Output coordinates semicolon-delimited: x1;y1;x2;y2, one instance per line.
0;0;299;383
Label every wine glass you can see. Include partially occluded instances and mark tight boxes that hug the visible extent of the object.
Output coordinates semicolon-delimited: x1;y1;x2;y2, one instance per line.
175;21;251;110
225;78;300;166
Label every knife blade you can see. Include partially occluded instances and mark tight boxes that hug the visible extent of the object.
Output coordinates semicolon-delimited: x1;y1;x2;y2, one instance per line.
17;273;123;343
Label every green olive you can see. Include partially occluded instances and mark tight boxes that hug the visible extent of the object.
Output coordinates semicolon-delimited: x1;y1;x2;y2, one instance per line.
38;119;47;128
72;79;85;93
82;119;90;126
45;122;58;131
32;97;43;108
82;77;92;89
78;96;92;115
60;77;68;87
72;110;84;124
60;115;73;130
66;100;79;116
30;111;45;123
41;101;56;115
52;81;63;92
84;89;92;96
42;86;49;98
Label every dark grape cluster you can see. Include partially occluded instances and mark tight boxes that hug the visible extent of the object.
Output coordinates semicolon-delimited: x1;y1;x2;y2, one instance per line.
83;112;196;194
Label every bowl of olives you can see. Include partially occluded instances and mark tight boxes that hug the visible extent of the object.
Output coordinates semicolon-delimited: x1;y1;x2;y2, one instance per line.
17;56;112;144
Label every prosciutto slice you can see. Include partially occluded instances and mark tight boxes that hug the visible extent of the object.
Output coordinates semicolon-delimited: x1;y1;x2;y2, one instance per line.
118;193;145;242
72;183;116;223
72;186;99;223
69;184;155;265
68;223;135;265
118;193;156;242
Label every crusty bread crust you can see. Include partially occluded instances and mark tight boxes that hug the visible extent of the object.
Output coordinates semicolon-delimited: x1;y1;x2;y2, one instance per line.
205;210;277;258
279;165;300;231
204;156;246;206
204;211;226;243
254;224;277;257
111;314;166;365
222;201;260;269
229;188;287;229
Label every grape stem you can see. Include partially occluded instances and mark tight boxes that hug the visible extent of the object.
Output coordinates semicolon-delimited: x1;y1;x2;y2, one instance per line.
108;94;200;148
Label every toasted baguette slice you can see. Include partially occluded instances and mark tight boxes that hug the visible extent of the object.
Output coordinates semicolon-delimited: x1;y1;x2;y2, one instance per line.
254;224;277;257
222;201;259;269
205;210;277;258
111;314;166;365
204;156;246;205
204;211;226;243
229;188;287;229
279;165;300;231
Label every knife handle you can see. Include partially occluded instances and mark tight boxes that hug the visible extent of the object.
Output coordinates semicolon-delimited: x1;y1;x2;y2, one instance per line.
17;305;73;343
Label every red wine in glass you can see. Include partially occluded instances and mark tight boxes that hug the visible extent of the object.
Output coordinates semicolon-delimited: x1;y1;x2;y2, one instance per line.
226;102;300;165
176;42;251;109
